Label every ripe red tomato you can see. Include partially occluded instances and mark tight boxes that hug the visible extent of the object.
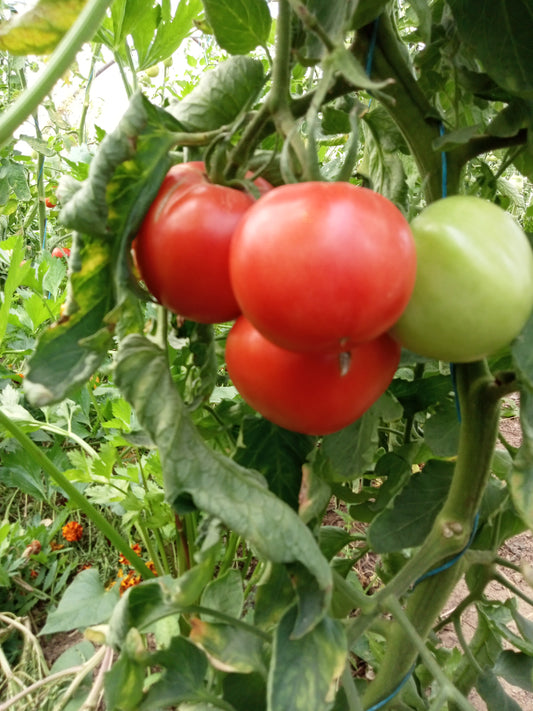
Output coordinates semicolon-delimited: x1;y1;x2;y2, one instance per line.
51;247;70;258
45;197;57;208
225;316;401;435
133;162;269;324
230;181;416;353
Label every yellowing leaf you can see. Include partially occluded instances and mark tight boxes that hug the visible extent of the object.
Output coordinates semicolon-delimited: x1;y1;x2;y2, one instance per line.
0;0;89;55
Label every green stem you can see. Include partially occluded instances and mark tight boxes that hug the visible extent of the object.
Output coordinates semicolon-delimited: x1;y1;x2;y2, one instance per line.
358;14;445;202
0;0;114;149
356;361;503;705
175;513;191;575
492;571;533;607
0;409;155;581
218;531;240;576
341;662;365;711
268;0;293;114
78;43;101;144
377;596;477;711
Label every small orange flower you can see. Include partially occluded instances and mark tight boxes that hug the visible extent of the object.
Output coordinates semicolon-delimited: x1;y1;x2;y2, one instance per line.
50;540;64;551
118;543;142;566
145;560;158;576
119;570;142;594
62;521;83;542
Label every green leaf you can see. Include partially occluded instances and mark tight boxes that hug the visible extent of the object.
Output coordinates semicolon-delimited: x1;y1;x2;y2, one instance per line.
234;417;311;509
368;459;455;553
115;334;332;635
494;650;533;692
108;542;220;648
0;447;50;500
23;239;114;407
60;91;179;239
0;234;31;347
202;0;271;54
50;639;95;673
200;569;244;621
40;568;119;635
350;0;389;30
254;563;296;632
6;162;31;200
104;650;145;711
223;672;267;711
25;93;181;406
318;527;357;562
300;1;356;62
169;56;265;132
448;0;533;98
361;106;409;208
424;400;461;457
139;636;209;710
453;603;502;695
433;124;483;150
319;407;380;483
189;617;267;674
268;606;346;711
19;134;56;157
134;0;203;70
0;0;88;54
326;47;394;92
477;669;523;711
480;599;533;656
488;101;532;138
390;372;454;416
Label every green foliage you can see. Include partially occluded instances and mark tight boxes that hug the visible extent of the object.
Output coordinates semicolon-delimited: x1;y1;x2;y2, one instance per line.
1;1;533;709
0;0;89;55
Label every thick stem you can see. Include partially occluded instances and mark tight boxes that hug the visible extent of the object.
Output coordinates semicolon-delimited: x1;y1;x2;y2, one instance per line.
0;0;113;148
360;361;502;708
361;14;445;202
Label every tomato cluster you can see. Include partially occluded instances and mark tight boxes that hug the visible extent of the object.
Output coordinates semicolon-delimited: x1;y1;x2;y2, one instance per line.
133;165;416;435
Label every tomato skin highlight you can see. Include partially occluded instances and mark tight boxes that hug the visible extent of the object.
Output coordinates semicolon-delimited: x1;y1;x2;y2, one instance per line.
133;162;258;324
226;316;401;435
229;181;416;353
390;196;533;362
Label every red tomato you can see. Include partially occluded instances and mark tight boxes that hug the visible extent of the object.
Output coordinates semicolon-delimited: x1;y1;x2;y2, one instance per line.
225;316;401;435
230;181;416;353
133;162;270;324
45;197;57;208
51;247;70;258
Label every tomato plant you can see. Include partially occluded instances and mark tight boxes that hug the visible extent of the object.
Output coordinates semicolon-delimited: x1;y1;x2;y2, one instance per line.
391;196;533;362
230;181;417;353
133;161;257;324
225;316;401;435
4;2;533;711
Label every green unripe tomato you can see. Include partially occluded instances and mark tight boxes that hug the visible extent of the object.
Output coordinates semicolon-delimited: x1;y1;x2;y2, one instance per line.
144;65;160;78
390;195;533;362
